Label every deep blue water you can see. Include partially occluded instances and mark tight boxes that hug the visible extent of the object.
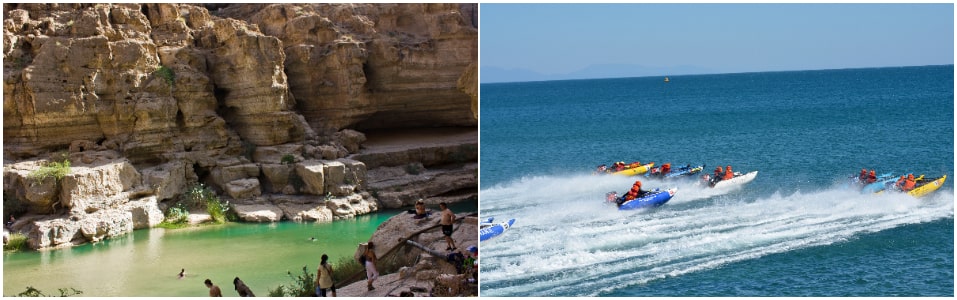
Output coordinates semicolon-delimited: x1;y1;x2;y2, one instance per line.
479;65;954;296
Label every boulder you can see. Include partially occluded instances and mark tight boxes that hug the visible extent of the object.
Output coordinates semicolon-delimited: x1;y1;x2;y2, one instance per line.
334;129;366;154
341;158;367;188
140;161;187;201
128;196;164;229
295;161;325;195
59;160;142;214
78;210;134;243
325;194;376;219
224;178;261;199
232;203;283;222
322;160;347;195
252;143;304;164
29;218;82;249
276;202;334;223
211;163;260;188
260;163;294;193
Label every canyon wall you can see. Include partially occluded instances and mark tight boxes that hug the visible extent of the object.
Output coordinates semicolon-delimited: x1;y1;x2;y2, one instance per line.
2;3;477;250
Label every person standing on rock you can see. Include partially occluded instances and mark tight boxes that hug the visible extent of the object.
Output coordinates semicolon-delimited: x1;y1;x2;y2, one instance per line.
204;279;223;297
363;242;379;291
439;202;457;251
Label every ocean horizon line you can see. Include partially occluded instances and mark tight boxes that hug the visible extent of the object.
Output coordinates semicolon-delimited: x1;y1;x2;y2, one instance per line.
480;63;954;85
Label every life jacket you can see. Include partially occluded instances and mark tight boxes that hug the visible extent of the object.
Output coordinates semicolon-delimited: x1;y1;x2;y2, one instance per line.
661;164;671;174
723;167;734;180
859;170;868;182
626;189;638;200
903;175;916;191
629;162;641;169
896;176;906;189
867;171;877;183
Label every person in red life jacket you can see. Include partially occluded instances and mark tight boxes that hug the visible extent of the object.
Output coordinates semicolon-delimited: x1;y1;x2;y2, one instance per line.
615;161;627;171
723;165;734;180
621;180;648;205
902;174;917;192
660;163;671;176
859;169;868;183
866;170;877;184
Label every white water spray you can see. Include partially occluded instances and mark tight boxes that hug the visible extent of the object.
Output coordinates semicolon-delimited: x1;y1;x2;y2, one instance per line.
480;174;954;296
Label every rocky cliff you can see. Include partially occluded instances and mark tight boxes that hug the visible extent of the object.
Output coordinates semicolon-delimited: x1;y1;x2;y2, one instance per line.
2;3;477;250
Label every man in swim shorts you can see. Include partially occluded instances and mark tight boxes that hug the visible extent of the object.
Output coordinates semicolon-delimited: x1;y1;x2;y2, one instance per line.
439;202;457;251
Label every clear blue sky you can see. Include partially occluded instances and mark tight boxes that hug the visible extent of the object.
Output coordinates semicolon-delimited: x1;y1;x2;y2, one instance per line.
481;3;954;76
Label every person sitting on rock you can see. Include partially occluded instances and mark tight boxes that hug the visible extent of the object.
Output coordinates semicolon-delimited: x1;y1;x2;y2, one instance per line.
413;199;428;219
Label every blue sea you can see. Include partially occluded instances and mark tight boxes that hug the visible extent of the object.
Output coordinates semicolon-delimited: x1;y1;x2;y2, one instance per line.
478;65;954;297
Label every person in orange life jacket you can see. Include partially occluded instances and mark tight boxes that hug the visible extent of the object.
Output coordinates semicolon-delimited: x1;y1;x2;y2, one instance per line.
624;181;648;201
629;161;641;169
902;174;917;192
895;175;906;190
866;170;877;184
723;165;734;180
859;169;868;183
660;163;671;176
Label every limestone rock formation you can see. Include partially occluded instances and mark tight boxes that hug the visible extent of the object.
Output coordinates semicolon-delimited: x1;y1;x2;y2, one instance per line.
339;212;479;296
3;3;477;250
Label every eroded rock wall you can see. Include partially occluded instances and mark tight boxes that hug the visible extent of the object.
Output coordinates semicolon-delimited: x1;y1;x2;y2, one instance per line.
2;3;477;250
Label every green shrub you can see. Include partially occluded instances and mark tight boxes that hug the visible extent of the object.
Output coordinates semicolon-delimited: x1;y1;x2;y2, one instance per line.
206;196;230;224
183;183;215;209
268;265;316;297
182;183;229;224
331;256;363;284
163;202;190;225
14;286;82;297
280;154;296;165
28;160;71;184
4;233;28;252
154;65;175;86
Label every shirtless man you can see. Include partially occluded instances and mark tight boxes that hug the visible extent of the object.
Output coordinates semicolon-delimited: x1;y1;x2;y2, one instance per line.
205;279;223;297
439;202;457;251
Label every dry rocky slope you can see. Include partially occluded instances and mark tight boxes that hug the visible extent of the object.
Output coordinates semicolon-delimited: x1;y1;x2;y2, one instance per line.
2;3;477;250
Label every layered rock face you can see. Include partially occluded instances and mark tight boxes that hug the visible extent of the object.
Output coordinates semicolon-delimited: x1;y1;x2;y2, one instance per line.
218;3;478;133
2;3;477;250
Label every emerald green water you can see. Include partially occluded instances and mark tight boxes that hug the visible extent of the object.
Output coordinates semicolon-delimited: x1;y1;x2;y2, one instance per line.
3;213;393;297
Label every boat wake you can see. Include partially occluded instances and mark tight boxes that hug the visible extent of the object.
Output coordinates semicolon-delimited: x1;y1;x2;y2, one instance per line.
479;174;954;296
